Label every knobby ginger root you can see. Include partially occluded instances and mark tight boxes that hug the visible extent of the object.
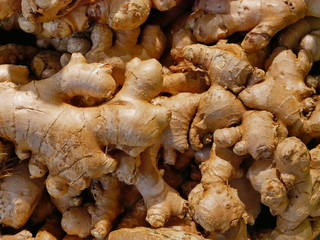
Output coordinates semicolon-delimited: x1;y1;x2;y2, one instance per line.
183;42;263;93
248;137;315;239
86;23;166;63
239;48;317;137
18;4;90;39
134;144;188;227
153;93;201;165
61;175;122;239
189;84;246;150
0;54;169;198
279;17;320;61
188;144;248;233
30;50;62;79
21;0;83;22
0;162;45;228
214;110;287;160
108;227;207;240
0;44;38;65
187;0;308;52
1;230;34;240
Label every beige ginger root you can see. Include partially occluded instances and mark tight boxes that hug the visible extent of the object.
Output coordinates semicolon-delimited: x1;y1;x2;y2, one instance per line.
214;110;287;160
86;23;166;63
188;144;248;233
88;0;181;31
134;144;188;228
0;54;170;198
0;162;45;228
189;84;246;150
153;93;201;165
21;0;83;22
239;48;317;137
183;42;262;93
18;4;90;39
187;0;309;52
108;227;207;240
248;137;314;239
279;17;320;61
61;175;122;239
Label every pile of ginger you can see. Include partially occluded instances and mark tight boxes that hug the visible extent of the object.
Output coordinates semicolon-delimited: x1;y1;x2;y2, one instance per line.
2;0;320;239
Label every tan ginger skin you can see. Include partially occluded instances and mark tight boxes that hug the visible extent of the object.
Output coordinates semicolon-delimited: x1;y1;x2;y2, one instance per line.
214;110;288;160
188;144;248;233
238;48;320;137
86;23;166;63
61;175;122;239
0;162;45;229
0;54;170;198
19;0;180;34
187;0;320;52
247;137;317;239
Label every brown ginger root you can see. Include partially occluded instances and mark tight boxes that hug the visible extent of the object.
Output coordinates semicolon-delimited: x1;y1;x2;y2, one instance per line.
189;84;246;150
0;44;38;65
0;162;45;228
214;110;287;160
248;137;313;239
108;227;207;240
134;144;188;228
61;175;122;239
153;93;201;165
183;42;263;93
239;48;317;137
0;54;170;198
86;23;166;63
188;144;248;233
116;198;148;229
31;50;62;79
0;0;21;20
1;230;34;240
21;0;83;22
187;0;308;52
18;4;90;39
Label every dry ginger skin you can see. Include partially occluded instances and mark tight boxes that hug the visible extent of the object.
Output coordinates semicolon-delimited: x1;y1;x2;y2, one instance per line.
21;0;84;23
187;0;320;52
0;162;45;229
0;54;170;199
188;144;249;233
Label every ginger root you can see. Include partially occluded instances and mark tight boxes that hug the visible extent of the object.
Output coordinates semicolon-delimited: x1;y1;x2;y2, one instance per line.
187;0;308;52
108;227;207;240
0;162;45;228
0;54;169;198
188;144;248;233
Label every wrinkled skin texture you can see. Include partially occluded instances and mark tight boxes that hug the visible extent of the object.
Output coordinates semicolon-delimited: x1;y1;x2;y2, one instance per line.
187;0;307;52
0;54;170;199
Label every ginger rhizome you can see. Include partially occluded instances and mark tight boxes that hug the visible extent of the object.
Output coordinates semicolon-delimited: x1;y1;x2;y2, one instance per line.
187;0;319;52
61;175;122;239
238;48;319;137
0;162;45;228
188;144;248;233
247;137;319;239
0;54;170;198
